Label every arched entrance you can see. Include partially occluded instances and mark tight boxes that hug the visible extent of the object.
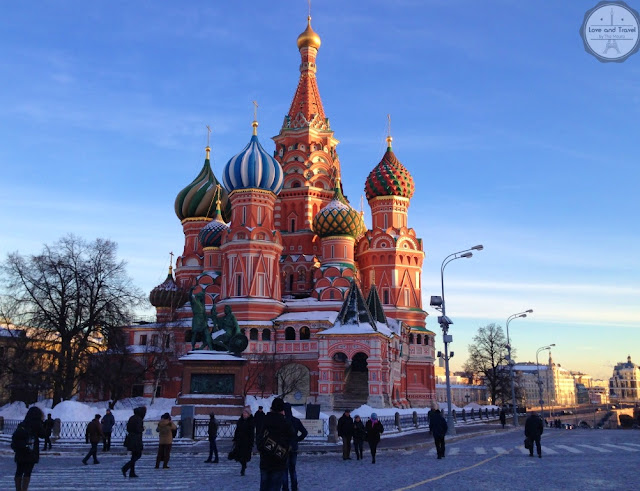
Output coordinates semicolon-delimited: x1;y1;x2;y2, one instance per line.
334;352;369;411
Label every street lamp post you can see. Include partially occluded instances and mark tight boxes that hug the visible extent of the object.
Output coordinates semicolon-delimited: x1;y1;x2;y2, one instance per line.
536;344;555;420
430;244;483;436
505;309;533;427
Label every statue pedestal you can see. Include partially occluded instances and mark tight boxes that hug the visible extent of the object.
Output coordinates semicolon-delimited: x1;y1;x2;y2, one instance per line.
171;351;247;418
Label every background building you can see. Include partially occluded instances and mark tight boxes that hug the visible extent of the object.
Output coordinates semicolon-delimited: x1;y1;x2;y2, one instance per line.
609;356;639;402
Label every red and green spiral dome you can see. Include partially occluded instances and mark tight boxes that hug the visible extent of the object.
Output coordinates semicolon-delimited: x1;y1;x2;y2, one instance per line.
364;139;414;201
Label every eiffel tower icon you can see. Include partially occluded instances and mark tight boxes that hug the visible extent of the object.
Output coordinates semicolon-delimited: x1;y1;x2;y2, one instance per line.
603;8;621;54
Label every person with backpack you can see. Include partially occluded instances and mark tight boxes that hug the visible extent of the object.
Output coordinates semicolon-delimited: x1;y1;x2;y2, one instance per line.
429;403;448;459
155;413;177;469
282;403;308;491
352;415;366;461
257;398;295;491
204;412;219;463
365;413;384;464
82;414;104;465
121;406;146;478
42;414;54;451
12;406;45;491
101;409;115;451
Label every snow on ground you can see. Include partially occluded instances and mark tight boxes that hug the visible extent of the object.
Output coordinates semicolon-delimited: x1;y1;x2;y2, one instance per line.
0;397;176;422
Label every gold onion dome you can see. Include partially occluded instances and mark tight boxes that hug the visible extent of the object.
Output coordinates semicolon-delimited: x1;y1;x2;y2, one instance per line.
313;180;364;239
297;16;321;50
174;146;232;222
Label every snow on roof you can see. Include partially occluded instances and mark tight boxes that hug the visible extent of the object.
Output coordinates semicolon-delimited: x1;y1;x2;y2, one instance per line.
320;322;387;336
238;320;274;327
275;311;338;323
513;364;549;372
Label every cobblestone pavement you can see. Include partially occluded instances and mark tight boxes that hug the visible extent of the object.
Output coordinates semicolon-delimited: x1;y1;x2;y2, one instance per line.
1;429;638;490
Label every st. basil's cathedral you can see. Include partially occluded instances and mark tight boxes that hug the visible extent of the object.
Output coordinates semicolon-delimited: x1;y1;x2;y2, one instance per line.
126;16;436;413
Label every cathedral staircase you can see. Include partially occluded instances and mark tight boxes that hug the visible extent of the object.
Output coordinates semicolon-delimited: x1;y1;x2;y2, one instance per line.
333;371;369;412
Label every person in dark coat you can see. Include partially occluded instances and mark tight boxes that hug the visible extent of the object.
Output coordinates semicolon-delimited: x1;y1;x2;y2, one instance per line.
101;409;115;451
204;412;219;463
282;403;308;491
12;406;45;491
337;409;354;460
257;398;295;491
352;415;366;460
365;413;384;464
233;408;255;476
122;406;146;478
429;405;448;459
42;414;54;451
525;411;544;458
254;405;266;439
82;414;104;465
499;408;506;429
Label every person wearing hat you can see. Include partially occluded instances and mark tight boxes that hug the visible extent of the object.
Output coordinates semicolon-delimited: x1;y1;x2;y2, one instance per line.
233;408;255;476
101;409;115;451
254;405;266;440
83;414;104;465
337;409;354;460
204;412;219;463
258;397;295;490
365;413;384;464
155;413;177;469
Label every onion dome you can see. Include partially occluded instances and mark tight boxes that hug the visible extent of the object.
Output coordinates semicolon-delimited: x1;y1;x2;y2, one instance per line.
222;121;284;195
198;192;228;248
175;146;232;222
312;180;364;238
365;136;415;201
297;16;321;50
149;265;189;309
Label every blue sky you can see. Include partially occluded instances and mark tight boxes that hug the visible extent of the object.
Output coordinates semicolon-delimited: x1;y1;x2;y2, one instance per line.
1;1;638;381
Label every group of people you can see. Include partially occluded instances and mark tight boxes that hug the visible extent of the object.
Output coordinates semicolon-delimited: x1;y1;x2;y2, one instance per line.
337;409;384;463
228;399;308;491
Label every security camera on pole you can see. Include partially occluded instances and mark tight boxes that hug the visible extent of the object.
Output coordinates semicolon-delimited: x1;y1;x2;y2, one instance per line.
430;244;483;436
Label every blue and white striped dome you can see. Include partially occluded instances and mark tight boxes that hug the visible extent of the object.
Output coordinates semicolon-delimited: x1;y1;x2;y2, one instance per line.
222;125;284;195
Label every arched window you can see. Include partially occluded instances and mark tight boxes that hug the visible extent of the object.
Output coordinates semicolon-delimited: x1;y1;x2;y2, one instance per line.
383;290;390;304
262;329;271;341
409;333;414;344
292;181;301;188
249;328;259;340
417;334;422;344
285;326;296;340
288;274;294;291
300;326;310;340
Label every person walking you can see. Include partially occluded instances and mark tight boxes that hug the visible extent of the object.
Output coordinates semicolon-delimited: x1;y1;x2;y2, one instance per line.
429;404;448;459
42;414;54;451
352;415;366;461
101;409;115;451
12;406;45;491
233;408;255;476
254;405;266;439
155;413;176;469
365;413;384;464
257;398;295;491
337;409;354;460
525;411;544;458
204;412;219;463
82;414;104;465
122;406;146;478
282;403;308;491
499;408;506;429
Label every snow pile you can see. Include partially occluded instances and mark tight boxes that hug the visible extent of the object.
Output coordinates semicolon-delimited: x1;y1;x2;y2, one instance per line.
0;397;176;422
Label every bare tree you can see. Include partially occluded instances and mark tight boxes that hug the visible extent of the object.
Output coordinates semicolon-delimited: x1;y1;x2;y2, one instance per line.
243;352;277;398
275;356;309;399
463;323;514;406
0;235;143;407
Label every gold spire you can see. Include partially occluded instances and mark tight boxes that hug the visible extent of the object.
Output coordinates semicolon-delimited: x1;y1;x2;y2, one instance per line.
206;125;212;159
168;252;174;276
297;15;321;50
214;184;223;221
252;100;259;136
386;114;393;149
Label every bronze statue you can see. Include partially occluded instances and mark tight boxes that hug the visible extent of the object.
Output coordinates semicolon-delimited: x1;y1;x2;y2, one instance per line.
210;304;248;355
189;288;215;351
